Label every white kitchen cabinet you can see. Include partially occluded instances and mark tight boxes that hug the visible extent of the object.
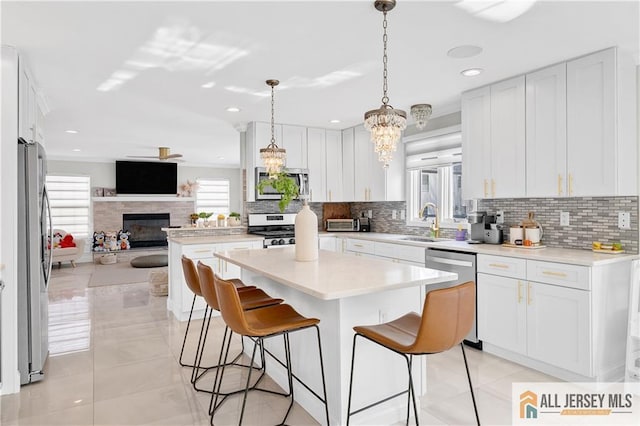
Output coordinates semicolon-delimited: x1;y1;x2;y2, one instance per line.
281;124;308;169
341;128;355;201
461;86;491;200
567;48;616;196
490;76;526;198
478;253;630;381
325;130;343;202
18;58;46;146
354;125;383;201
319;236;337;252
525;63;567;197
526;281;591;377
478;273;527;354
307;128;327;202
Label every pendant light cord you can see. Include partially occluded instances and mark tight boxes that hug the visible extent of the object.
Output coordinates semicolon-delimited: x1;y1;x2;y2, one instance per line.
270;84;276;146
381;10;389;106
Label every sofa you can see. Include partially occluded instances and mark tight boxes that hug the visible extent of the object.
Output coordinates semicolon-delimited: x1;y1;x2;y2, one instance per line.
51;229;86;268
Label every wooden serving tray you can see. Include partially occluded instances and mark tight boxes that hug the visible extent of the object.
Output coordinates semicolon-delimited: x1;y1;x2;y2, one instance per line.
592;248;626;254
501;243;547;249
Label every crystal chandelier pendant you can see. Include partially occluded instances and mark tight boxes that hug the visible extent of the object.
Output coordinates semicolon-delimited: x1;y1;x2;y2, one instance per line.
364;0;406;169
410;104;433;130
260;79;286;177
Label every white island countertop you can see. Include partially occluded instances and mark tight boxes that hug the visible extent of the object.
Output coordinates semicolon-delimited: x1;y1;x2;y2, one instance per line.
215;246;457;300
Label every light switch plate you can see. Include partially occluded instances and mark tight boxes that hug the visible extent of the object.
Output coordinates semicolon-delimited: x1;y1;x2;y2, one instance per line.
560;211;570;227
618;212;630;229
400;210;406;220
367;210;373;219
391;210;397;219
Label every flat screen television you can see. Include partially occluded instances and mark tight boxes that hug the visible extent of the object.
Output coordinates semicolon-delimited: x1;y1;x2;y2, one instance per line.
115;160;177;195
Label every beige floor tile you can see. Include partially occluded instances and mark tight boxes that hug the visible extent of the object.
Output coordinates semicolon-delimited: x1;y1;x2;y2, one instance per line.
93;334;173;370
423;387;511;426
94;356;184;402
93;384;195;425
7;403;94;426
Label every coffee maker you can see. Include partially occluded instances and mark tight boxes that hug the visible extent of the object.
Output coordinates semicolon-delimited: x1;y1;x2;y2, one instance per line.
467;211;486;243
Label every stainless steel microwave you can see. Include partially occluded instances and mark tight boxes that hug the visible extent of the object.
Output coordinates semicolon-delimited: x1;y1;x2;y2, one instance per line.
255;167;309;200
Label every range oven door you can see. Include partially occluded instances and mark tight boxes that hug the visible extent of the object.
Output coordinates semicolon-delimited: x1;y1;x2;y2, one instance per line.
255;167;309;200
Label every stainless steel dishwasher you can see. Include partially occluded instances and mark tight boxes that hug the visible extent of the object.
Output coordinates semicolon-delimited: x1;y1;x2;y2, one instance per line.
425;248;481;350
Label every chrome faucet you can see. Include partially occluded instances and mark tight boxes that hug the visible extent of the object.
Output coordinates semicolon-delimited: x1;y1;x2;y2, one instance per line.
419;202;439;238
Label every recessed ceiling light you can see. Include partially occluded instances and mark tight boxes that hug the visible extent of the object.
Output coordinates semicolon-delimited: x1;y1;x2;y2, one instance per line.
329;119;341;124
226;107;241;112
461;68;484;77
65;130;78;134
201;81;216;89
217;156;225;160
72;149;81;152
447;45;483;59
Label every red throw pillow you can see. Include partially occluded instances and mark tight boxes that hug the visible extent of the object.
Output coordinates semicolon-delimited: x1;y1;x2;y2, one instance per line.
60;234;76;248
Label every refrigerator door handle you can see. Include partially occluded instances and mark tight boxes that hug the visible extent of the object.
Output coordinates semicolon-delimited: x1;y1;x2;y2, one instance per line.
41;186;53;288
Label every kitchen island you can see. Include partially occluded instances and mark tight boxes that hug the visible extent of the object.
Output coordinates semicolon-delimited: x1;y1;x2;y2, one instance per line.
214;247;458;425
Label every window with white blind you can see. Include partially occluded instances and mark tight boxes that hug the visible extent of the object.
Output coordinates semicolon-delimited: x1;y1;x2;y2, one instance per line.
195;179;230;216
45;175;91;239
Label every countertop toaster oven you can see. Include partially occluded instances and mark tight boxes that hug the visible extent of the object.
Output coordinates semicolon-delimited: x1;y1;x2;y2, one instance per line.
326;219;358;232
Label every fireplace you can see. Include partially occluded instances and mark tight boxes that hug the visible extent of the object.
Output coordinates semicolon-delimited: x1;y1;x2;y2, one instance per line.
123;213;170;248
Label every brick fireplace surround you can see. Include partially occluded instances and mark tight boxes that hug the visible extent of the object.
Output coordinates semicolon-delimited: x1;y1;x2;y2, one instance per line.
92;199;195;233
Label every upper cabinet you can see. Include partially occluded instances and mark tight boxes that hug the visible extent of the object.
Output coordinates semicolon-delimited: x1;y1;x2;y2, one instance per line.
324;130;343;202
464;47;635;199
306;127;327;202
566;49;616;196
281;125;307;169
525;63;567;197
462;76;525;199
18;58;46;146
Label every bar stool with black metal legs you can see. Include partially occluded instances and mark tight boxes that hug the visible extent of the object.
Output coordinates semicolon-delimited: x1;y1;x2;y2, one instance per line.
179;255;256;371
194;261;284;394
346;281;480;426
211;276;330;426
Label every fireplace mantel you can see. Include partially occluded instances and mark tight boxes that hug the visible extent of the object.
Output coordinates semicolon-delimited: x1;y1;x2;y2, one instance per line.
93;197;195;202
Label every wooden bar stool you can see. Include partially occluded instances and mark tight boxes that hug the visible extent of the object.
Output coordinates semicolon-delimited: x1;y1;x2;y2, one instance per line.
346;281;480;426
212;276;330;426
195;261;284;395
179;255;255;370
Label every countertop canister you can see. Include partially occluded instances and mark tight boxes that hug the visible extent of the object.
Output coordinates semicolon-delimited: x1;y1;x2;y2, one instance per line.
295;200;318;261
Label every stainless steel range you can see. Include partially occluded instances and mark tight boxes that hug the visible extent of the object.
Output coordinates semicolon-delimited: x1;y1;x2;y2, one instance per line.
248;213;297;248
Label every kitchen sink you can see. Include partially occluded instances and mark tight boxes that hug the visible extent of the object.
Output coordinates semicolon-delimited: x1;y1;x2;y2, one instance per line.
400;236;438;243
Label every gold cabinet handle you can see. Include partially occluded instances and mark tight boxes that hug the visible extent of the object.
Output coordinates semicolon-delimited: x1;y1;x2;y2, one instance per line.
558;174;563;196
354;243;364;248
232;247;249;250
517;281;523;304
542;270;567;278
488;263;509;269
310;189;313;202
483;179;488;198
569;173;573;196
225;260;227;273
193;249;210;253
527;283;532;305
491;179;496;197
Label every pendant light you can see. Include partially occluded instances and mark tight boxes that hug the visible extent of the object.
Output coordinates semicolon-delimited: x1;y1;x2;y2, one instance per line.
364;0;406;169
410;104;433;130
260;79;286;177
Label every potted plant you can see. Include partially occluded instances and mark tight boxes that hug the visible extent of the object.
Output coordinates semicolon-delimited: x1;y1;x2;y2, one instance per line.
228;212;242;226
190;213;199;227
198;212;213;227
256;171;299;213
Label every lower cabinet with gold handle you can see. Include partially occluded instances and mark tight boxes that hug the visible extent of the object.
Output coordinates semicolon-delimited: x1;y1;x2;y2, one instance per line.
477;253;630;380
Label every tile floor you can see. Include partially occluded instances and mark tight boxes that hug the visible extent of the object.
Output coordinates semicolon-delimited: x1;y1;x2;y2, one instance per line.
1;262;560;425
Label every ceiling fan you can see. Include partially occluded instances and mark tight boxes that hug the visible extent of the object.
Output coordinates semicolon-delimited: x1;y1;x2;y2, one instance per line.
127;147;183;161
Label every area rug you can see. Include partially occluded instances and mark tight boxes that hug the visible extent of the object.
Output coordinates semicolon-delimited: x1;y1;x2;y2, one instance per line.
88;262;168;287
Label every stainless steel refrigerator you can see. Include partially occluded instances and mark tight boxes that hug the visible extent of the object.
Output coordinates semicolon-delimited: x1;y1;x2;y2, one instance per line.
17;137;51;384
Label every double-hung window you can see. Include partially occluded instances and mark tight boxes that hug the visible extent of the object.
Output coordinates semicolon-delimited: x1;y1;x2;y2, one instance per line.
45;175;91;244
195;179;230;216
405;128;465;228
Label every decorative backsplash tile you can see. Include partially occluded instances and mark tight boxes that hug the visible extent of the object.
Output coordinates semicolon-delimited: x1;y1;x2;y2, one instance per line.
247;197;639;253
478;197;638;253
